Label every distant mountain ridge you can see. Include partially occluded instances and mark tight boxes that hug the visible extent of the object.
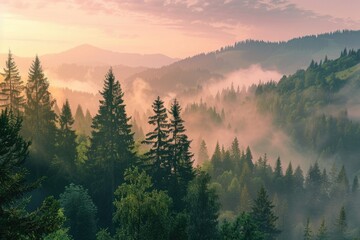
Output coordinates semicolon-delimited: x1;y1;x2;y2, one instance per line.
126;30;360;94
40;44;179;68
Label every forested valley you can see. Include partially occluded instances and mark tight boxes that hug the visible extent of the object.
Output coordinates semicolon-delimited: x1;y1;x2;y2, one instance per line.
2;46;360;240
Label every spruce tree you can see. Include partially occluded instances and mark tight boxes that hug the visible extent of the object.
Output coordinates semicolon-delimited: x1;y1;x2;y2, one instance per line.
142;96;170;190
186;171;220;240
251;186;280;240
0;110;63;238
211;141;222;177
88;68;135;230
74;104;85;133
54;99;77;182
198;139;209;164
0;50;25;113
167;99;194;211
23;55;57;177
334;206;347;240
303;218;312;240
316;219;328;240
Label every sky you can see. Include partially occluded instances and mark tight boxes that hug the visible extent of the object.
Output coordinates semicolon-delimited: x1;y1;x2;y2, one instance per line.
1;0;359;58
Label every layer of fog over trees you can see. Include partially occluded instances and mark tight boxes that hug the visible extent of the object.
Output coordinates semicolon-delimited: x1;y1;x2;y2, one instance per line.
2;30;360;240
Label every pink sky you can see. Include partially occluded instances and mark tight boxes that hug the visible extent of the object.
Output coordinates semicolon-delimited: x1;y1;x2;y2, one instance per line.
1;0;359;58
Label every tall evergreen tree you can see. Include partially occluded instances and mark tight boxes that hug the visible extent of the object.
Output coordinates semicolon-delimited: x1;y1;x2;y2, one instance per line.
316;219;328;240
186;171;220;240
23;55;57;177
0;110;63;239
198;139;210;164
167;99;194;211
142;96;170;190
334;206;347;240
54;99;77;182
251;186;280;240
211;141;222;177
88;68;135;230
0;50;25;112
303;218;312;240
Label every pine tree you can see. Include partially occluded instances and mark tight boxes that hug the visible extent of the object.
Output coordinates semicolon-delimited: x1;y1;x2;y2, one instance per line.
244;146;254;170
0;50;25;112
334;206;347;240
23;55;57;177
0;110;63;238
198;139;209;164
284;162;294;193
303;218;312;240
54;99;77;182
352;176;359;194
142;96;170;190
251;186;280;240
230;137;241;162
74;104;85;133
211;141;222;177
316;219;328;240
88;68;135;230
167;99;194;211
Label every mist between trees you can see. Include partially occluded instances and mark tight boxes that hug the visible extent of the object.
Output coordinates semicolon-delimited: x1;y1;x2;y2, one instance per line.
1;50;360;240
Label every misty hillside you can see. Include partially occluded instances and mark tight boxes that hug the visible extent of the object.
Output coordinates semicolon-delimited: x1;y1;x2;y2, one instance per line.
127;30;360;94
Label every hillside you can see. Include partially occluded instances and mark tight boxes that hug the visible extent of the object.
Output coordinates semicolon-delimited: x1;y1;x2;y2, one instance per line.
127;30;360;94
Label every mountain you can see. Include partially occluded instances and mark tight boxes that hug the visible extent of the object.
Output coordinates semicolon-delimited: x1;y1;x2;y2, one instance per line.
40;44;179;68
126;30;360;94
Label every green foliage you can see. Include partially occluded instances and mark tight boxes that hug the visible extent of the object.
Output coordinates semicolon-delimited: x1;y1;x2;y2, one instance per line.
43;228;74;240
198;139;210;164
220;212;264;240
60;183;97;240
113;167;172;240
87;68;135;228
251;186;280;240
96;229;114;240
0;110;63;239
0;50;25;112
168;99;194;211
53;99;77;183
186;171;220;240
303;218;312;240
142;96;170;190
23;55;57;178
316;219;328;240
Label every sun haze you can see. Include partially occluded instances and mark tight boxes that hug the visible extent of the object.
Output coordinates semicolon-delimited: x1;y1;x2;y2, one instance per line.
1;0;359;58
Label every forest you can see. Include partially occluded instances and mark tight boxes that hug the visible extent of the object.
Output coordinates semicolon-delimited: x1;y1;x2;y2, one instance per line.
1;47;360;240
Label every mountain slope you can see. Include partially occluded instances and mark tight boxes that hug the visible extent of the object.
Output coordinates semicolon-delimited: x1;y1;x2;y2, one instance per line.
127;30;360;94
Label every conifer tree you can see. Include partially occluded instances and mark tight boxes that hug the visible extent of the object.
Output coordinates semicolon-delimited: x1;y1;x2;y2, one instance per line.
244;146;254;170
251;186;280;240
0;50;25;112
352;176;359;194
142;96;170;190
303;218;312;240
54;99;77;181
167;99;194;211
198;139;209;164
23;55;57;176
186;171;220;240
316;219;328;240
211;141;222;177
334;206;347;240
0;110;63;238
88;68;135;229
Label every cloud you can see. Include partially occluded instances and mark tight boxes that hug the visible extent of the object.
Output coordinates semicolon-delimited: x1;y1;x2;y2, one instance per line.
2;0;359;42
